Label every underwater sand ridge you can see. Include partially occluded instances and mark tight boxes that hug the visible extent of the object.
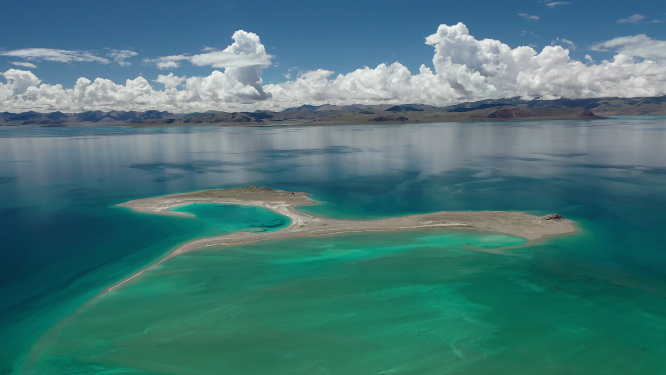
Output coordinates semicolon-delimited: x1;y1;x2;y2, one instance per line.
112;186;577;292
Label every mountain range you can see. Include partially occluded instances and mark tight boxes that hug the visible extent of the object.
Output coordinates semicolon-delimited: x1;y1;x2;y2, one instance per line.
2;96;665;127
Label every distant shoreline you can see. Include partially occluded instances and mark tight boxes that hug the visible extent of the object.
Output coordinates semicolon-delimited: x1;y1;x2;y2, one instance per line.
108;186;578;292
6;114;666;130
2;114;647;129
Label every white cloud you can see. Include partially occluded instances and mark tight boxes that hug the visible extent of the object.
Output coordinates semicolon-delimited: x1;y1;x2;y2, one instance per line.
3;23;666;113
154;73;185;90
146;31;273;70
282;67;298;80
106;49;138;66
10;62;37;69
617;14;646;24
144;55;190;70
545;2;571;8
157;61;180;69
518;13;540;21
1;69;42;96
552;37;576;50
192;31;272;68
0;48;109;63
590;34;666;61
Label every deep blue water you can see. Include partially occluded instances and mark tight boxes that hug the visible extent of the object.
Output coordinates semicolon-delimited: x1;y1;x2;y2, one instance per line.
1;118;666;373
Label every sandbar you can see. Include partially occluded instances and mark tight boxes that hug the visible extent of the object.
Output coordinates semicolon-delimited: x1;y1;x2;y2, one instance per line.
111;186;577;291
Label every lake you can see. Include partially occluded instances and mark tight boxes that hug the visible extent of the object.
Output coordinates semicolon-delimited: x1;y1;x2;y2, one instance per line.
2;118;666;374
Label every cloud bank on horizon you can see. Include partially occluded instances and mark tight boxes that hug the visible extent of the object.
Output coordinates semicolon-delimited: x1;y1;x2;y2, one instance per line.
2;22;666;113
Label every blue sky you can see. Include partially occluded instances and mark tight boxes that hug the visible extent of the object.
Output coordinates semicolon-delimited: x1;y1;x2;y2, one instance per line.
1;0;664;86
1;0;665;112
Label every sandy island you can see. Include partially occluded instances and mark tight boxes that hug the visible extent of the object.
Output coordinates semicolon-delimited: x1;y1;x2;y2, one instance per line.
110;186;577;292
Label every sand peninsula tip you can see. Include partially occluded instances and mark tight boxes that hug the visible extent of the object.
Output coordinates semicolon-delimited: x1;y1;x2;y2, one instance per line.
113;186;577;291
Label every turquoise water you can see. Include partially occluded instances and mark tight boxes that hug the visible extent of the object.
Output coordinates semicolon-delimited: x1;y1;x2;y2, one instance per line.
1;119;666;373
23;231;531;374
170;203;290;233
0;200;289;373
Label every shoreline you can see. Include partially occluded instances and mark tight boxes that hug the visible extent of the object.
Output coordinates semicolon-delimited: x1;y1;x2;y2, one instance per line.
0;116;627;129
5;115;666;129
108;186;578;293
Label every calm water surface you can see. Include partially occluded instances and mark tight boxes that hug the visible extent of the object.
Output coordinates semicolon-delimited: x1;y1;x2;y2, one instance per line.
1;118;666;374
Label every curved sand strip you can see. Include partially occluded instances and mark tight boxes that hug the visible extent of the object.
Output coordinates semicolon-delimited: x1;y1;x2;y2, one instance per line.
110;186;577;292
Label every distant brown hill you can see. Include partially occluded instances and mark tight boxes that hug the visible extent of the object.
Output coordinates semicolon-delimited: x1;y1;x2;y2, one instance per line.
0;110;177;126
487;108;536;119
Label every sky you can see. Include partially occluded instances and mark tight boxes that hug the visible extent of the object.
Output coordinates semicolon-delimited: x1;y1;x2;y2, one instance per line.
1;0;665;113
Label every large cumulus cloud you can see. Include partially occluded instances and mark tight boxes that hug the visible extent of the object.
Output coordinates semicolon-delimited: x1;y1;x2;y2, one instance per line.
3;23;666;113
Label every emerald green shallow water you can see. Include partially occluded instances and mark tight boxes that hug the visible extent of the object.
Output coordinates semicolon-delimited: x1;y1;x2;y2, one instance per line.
170;203;290;234
23;229;666;374
24;231;532;374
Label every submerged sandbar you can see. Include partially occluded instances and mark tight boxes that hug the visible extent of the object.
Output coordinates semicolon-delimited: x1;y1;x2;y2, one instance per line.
112;186;576;291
